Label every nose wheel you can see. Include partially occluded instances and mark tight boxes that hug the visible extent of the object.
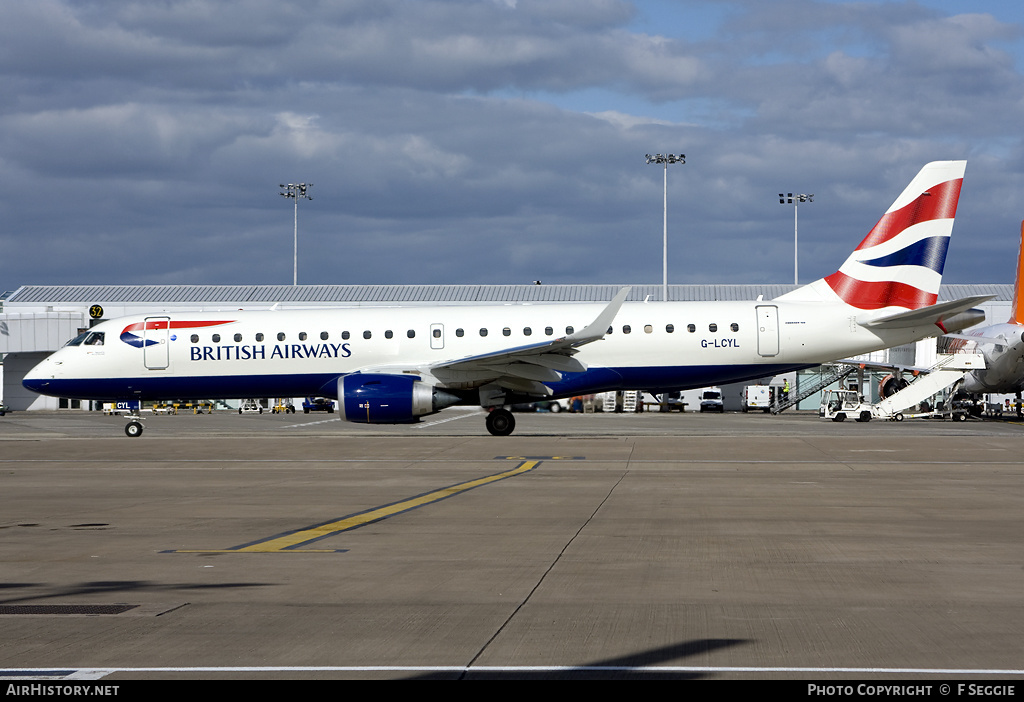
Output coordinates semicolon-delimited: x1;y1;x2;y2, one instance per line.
125;419;144;437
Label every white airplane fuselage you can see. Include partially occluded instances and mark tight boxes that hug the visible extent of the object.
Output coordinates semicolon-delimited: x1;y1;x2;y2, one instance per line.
21;160;985;436
24;299;954;404
959;322;1024;395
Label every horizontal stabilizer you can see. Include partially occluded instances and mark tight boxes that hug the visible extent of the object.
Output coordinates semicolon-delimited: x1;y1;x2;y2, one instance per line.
859;296;992;329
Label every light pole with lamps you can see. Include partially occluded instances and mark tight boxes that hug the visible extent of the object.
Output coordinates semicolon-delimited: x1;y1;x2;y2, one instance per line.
280;182;313;285
645;153;685;302
778;192;812;285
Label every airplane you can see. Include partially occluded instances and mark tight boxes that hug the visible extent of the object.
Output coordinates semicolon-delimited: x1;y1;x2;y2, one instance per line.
23;160;991;438
944;220;1024;401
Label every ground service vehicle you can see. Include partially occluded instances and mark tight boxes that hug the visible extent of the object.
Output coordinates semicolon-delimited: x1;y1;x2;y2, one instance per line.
303;397;335;413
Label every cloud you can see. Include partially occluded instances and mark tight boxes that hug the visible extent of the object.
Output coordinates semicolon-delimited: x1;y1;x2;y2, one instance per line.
0;0;1022;291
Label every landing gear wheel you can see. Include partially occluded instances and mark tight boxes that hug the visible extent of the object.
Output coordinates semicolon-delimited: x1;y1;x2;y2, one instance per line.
486;409;516;436
125;421;144;438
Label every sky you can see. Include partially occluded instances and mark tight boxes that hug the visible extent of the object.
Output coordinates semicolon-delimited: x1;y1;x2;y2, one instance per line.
2;0;1024;292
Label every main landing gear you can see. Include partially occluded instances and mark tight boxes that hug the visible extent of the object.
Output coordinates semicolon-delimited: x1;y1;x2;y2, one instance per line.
485;408;515;436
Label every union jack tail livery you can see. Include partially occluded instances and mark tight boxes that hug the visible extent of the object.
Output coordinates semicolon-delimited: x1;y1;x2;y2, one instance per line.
780;161;966;311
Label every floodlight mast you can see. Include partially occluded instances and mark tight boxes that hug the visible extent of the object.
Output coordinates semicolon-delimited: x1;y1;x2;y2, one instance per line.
778;192;812;285
279;183;313;285
645;154;685;302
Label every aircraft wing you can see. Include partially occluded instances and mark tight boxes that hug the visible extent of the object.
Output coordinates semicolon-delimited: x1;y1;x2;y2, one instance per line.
858;296;993;330
941;332;1013;345
424;287;631;395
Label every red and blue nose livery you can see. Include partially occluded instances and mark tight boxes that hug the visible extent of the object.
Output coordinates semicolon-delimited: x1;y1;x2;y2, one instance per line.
120;319;235;347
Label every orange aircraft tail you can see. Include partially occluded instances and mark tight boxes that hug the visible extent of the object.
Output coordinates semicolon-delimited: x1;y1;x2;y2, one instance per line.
1012;221;1024;324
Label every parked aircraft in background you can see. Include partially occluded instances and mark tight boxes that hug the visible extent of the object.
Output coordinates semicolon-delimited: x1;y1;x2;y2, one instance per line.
24;161;989;437
945;221;1024;398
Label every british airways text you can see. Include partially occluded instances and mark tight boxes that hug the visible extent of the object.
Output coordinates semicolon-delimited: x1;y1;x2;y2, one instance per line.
190;343;351;361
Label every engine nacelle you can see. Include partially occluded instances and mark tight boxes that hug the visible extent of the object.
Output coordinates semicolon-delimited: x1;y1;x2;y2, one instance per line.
879;374;910;400
338;373;459;424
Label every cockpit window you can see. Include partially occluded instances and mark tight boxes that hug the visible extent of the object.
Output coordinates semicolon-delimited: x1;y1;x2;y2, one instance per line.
66;331;104;347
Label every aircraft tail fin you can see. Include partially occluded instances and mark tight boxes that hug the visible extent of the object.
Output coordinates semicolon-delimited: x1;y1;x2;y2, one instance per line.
1011;221;1024;324
777;160;966;310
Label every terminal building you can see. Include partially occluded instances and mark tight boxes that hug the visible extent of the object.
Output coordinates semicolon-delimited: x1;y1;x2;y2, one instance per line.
0;283;1012;413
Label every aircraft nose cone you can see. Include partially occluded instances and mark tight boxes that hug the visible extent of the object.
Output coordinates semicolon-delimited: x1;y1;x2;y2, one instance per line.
22;359;54;394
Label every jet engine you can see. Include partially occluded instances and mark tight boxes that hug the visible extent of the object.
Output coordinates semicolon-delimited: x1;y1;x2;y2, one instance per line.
337;373;460;424
878;373;910;400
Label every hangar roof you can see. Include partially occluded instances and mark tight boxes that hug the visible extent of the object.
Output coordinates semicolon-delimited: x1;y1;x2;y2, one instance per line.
5;283;1014;306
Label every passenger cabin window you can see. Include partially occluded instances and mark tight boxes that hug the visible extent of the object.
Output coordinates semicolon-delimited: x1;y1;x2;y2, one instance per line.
385;330;393;339
545;327;553;336
456;328;465;337
666;324;674;333
190;334;199;343
321;332;329;340
363;331;372;339
566;326;574;335
644;325;653;334
256;333;264;342
524;327;532;336
687;324;695;333
503;328;511;336
299;332;307;341
342;331;350;340
234;333;243;342
212;334;221;343
278;333;286;341
730;323;739;332
709;323;717;332
480;328;488;337
622;325;631;334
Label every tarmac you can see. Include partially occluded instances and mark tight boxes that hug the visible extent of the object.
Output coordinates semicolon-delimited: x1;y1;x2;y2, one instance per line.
0;408;1022;680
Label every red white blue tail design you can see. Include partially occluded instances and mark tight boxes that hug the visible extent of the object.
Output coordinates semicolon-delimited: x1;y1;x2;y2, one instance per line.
779;161;966;310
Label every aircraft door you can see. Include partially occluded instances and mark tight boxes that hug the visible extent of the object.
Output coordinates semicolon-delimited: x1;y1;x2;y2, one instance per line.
430;323;444;350
755;305;779;357
143;317;170;370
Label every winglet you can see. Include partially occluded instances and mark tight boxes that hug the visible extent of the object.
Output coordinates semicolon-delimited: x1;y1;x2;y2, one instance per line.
564;287;631;345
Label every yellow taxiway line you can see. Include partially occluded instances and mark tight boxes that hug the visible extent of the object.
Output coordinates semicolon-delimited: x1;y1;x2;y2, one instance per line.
170;459;543;554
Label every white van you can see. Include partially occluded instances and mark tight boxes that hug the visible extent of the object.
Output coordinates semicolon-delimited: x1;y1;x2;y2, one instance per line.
743;385;773;413
699;388;724;413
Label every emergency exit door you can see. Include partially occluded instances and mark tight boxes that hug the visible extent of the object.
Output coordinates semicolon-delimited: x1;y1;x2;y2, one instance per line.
755;305;779;357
